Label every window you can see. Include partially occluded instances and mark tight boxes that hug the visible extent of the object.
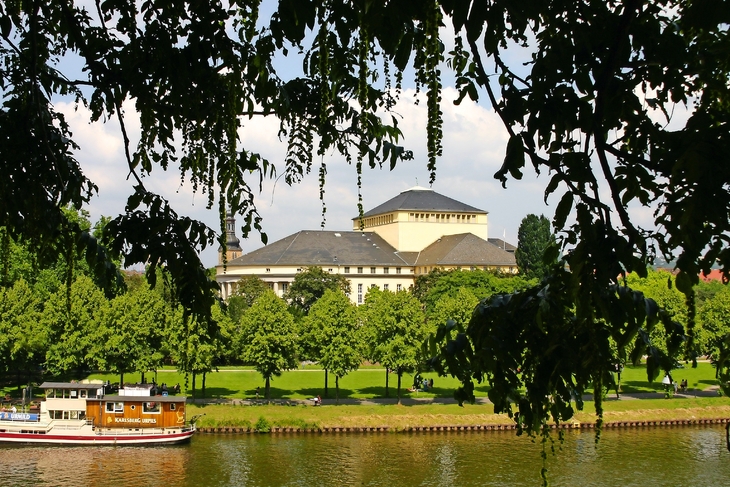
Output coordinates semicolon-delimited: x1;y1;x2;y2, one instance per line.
170;403;176;411
268;282;274;290
281;282;288;293
357;284;363;304
266;268;270;272
370;267;376;274
383;284;389;290
143;402;161;414
396;267;401;274
80;390;87;399
328;268;333;272
383;267;389;274
106;402;124;413
357;267;363;274
370;284;377;289
344;267;350;273
397;284;402;291
70;390;78;398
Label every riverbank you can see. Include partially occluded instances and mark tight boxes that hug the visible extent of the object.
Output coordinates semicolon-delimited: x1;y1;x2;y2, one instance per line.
189;396;730;433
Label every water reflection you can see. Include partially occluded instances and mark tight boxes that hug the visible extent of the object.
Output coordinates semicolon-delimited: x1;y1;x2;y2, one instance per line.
0;444;189;487
1;426;728;486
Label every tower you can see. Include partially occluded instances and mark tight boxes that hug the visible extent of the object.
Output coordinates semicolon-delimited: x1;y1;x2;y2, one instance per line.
218;211;243;264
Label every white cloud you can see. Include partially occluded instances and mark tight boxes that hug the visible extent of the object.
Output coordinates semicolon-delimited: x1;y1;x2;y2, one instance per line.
60;83;559;268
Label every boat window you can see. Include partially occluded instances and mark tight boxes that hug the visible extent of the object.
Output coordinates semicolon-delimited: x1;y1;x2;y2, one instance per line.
88;389;97;399
143;402;161;413
70;390;78;398
169;403;176;411
63;411;70;420
55;389;64;398
80;390;87;398
70;411;78;420
106;402;124;413
46;389;55;398
79;411;86;420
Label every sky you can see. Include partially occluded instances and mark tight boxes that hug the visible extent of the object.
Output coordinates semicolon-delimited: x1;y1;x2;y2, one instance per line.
58;84;561;269
51;2;667;270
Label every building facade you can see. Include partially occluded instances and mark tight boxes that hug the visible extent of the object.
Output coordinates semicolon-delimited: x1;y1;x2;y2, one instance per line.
216;186;517;303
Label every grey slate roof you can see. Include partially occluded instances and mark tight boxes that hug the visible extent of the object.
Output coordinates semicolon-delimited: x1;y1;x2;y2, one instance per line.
487;238;516;253
360;186;485;218
415;234;517;267
228;231;411;267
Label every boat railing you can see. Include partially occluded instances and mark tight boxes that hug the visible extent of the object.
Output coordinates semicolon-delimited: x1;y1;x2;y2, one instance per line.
52;423;88;431
94;426;193;436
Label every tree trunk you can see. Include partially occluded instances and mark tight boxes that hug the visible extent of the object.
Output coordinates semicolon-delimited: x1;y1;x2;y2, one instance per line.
202;371;206;398
385;368;389;398
335;376;339;404
141;372;145;384
397;370;402;405
265;376;271;402
120;373;124;387
324;369;329;398
192;372;197;400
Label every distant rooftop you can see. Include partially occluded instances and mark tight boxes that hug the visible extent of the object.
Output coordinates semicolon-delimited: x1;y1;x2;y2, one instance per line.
359;186;485;218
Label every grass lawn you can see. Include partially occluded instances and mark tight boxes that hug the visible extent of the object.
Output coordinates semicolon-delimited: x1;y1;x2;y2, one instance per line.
188;396;730;430
617;361;716;393
85;368;473;400
2;360;720;405
80;360;718;401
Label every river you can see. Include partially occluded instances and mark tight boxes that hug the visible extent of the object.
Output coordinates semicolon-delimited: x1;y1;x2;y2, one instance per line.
1;426;728;486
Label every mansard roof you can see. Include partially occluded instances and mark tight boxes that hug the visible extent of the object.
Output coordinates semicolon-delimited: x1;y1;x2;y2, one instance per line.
360;186;485;218
414;233;517;267
227;231;411;267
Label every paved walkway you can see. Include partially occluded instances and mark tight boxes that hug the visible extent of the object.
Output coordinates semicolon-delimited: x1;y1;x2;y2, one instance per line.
191;386;722;406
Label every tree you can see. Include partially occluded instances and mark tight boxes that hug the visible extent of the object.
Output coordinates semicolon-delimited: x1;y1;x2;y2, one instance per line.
166;304;224;399
0;279;47;385
43;275;108;375
284;266;351;314
227;275;269;323
428;287;479;330
515;214;556;280
301;289;361;400
237;291;298;400
361;288;427;403
94;282;168;385
4;0;730;442
413;268;534;315
697;289;730;360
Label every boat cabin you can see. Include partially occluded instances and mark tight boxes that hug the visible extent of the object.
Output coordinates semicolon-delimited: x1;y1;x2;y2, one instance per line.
40;381;187;430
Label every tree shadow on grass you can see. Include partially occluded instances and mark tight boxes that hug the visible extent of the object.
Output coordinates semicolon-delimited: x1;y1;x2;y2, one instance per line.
294;387;356;400
617;381;661;393
190;387;238;399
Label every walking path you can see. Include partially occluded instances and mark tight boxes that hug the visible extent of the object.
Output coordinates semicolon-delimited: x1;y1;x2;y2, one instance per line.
191;386;722;406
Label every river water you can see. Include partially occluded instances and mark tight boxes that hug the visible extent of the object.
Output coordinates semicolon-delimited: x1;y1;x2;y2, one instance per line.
1;426;728;486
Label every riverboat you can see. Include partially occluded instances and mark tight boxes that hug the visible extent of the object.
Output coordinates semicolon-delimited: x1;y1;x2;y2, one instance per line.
0;381;195;445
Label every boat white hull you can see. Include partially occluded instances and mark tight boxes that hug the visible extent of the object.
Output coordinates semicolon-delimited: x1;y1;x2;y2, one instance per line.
0;424;195;445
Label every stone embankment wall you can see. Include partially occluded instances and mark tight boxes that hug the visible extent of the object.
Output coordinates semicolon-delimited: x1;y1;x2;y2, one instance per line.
196;417;729;434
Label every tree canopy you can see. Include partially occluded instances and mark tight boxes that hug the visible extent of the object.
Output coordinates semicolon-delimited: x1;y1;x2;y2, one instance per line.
284;266;351;314
3;0;730;439
236;290;298;399
515;214;556;280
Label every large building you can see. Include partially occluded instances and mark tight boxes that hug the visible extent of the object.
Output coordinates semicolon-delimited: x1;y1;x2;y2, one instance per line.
216;186;517;304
